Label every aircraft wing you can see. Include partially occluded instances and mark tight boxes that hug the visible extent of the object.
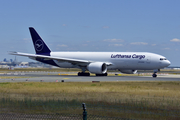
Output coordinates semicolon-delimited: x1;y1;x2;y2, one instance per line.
9;52;112;66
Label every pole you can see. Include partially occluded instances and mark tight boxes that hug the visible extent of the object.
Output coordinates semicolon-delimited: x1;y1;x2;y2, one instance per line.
82;103;87;120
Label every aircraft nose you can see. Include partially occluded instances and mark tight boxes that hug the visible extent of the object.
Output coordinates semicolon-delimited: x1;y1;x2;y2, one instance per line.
165;60;171;67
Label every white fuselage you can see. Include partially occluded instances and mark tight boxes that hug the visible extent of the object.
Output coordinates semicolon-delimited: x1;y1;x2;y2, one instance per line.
51;52;170;70
10;27;171;77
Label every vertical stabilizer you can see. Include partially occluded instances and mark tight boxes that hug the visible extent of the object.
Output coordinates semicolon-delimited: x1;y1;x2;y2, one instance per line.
29;27;51;55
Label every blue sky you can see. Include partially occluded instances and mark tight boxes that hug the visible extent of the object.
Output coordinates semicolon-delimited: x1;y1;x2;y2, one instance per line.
0;0;180;66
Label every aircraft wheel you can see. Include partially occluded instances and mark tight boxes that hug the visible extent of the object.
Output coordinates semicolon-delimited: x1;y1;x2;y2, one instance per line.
104;73;108;76
96;73;108;76
152;73;157;78
78;72;90;76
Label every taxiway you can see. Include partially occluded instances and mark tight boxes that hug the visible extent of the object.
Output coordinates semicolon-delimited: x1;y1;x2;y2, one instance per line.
0;72;180;82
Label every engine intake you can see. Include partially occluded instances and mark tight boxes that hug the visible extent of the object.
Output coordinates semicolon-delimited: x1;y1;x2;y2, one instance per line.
87;62;107;74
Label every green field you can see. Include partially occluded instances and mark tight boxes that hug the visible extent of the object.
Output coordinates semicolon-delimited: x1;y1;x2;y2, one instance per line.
0;81;179;102
0;81;179;119
0;68;80;72
1;67;178;73
0;68;180;119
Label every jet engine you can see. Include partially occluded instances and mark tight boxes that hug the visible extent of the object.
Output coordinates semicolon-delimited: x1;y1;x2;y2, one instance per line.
87;62;107;74
119;70;137;74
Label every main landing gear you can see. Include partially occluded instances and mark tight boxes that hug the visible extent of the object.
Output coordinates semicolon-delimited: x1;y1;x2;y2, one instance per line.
152;73;157;78
96;73;108;76
77;72;108;76
78;72;90;76
78;67;108;76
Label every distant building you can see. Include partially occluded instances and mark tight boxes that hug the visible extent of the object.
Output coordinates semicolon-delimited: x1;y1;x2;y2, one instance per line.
19;62;29;66
3;58;8;62
0;57;21;67
0;57;54;68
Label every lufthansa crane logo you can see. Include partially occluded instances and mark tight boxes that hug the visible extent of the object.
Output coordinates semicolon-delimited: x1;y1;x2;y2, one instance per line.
35;39;44;51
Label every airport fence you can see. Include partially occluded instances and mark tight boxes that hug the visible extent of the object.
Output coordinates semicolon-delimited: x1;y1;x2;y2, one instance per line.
0;97;180;119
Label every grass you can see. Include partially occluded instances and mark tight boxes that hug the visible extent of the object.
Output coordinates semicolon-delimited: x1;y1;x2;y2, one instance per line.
0;68;179;119
1;68;179;77
0;76;31;79
0;67;180;119
0;81;180;119
1;97;179;120
0;68;170;76
1;67;178;73
0;68;80;72
0;82;180;104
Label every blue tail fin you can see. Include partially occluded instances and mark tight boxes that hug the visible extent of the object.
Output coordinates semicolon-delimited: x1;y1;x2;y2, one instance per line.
29;27;51;55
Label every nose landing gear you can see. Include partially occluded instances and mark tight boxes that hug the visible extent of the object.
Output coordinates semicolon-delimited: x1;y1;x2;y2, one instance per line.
152;69;160;78
152;72;157;78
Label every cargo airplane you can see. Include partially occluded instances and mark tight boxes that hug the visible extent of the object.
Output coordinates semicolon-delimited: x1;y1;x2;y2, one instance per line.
10;27;171;77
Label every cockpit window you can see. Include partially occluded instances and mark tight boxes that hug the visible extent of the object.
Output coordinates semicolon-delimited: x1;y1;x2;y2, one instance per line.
160;58;167;60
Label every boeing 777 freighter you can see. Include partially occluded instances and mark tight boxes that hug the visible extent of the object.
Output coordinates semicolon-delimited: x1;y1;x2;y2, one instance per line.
10;27;171;77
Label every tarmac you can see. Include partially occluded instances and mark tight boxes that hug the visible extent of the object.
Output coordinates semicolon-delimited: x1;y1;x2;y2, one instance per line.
0;72;180;82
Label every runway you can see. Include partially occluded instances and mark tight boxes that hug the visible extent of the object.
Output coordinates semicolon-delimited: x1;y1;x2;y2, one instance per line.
1;72;180;82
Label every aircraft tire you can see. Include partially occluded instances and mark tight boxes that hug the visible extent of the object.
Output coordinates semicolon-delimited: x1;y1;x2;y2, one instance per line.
78;72;90;76
96;73;108;76
152;73;157;78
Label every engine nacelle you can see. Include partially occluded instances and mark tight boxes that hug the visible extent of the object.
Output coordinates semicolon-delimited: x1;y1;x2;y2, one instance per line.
119;70;137;74
87;62;107;74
